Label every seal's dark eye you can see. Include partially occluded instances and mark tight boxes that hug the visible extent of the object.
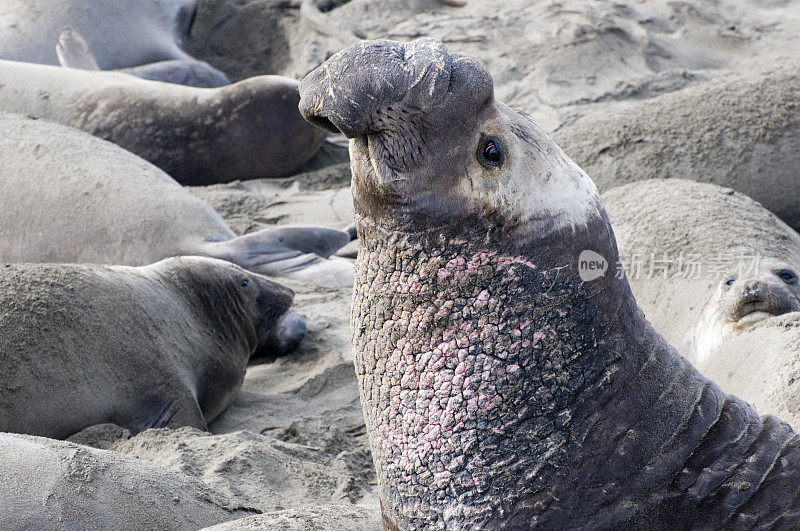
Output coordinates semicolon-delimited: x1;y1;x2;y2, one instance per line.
241;278;251;288
778;270;797;284
725;278;735;286
479;137;503;167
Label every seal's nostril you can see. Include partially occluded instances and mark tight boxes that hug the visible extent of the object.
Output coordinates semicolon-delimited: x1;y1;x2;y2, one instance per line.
306;115;341;134
741;281;763;301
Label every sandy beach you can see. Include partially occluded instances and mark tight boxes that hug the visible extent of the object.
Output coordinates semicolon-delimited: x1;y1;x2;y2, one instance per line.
2;0;800;528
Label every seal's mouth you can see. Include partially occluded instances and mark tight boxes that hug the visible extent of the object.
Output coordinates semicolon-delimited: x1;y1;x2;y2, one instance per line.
730;297;800;326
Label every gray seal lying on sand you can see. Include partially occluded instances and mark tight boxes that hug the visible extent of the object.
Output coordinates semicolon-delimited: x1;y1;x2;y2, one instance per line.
553;64;800;231
602;179;800;363
0;59;325;184
300;38;800;529
0;114;352;288
0;0;202;70
56;27;230;88
0;256;298;439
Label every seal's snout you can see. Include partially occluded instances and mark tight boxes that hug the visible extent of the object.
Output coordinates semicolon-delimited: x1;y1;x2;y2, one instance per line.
728;276;800;322
262;311;307;356
741;281;763;302
255;278;294;323
298;38;454;138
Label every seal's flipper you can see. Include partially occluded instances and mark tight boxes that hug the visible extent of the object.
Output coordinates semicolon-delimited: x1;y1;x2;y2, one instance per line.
200;225;354;287
121;60;232;89
56;28;101;71
143;395;207;432
275;256;354;288
245;225;352;259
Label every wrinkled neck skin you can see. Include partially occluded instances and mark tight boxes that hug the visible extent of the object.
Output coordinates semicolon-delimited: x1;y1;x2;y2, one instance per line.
352;208;800;529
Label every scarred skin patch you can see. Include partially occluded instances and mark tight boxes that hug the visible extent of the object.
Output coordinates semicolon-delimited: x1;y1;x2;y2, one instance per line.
352;228;620;528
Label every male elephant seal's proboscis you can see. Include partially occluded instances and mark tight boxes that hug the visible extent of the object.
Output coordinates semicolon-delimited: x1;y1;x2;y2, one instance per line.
299;38;800;529
0;257;299;440
0;59;325;184
0;114;353;288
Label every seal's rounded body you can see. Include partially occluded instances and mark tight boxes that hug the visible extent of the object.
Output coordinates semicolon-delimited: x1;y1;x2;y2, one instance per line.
0;257;293;439
0;59;325;184
0;114;352;287
603;179;800;363
0;432;247;529
0;0;198;70
554;65;800;232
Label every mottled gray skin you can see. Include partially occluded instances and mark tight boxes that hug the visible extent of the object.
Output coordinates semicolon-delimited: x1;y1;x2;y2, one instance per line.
0;59;325;184
0;257;293;440
0;0;199;70
0;114;351;288
300;38;800;529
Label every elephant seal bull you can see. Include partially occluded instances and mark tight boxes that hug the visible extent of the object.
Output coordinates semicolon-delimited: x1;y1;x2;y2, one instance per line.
300;38;800;529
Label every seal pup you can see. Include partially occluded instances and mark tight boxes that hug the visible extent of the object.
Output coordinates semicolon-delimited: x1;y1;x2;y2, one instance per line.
300;38;800;528
553;63;800;231
691;259;800;364
0;114;352;288
0;59;325;184
602;179;800;362
0;0;202;70
56;27;231;88
0;256;298;439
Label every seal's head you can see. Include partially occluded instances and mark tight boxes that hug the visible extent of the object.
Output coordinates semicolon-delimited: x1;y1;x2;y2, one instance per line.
691;259;800;363
300;39;655;529
299;38;604;243
150;256;298;353
143;256;302;422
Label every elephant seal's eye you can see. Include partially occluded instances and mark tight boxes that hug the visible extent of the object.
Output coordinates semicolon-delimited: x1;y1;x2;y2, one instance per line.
241;278;251;288
778;270;797;284
725;278;735;286
479;137;503;167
